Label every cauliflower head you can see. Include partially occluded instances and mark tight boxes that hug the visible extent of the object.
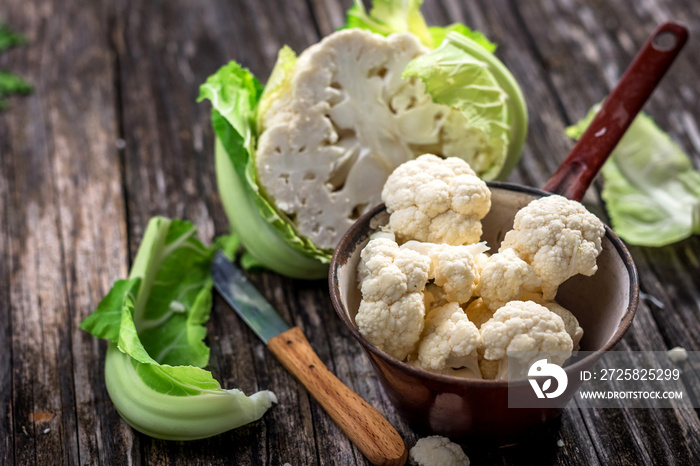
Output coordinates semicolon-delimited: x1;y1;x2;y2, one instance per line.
409;435;470;466
256;29;489;250
382;154;491;245
355;235;431;360
500;195;605;299
480;300;573;379
416;302;481;373
476;248;541;310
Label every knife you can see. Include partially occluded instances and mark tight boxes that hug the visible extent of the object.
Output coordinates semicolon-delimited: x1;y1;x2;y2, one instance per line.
211;252;407;466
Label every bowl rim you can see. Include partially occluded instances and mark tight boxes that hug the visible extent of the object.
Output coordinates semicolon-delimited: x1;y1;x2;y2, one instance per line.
329;181;640;388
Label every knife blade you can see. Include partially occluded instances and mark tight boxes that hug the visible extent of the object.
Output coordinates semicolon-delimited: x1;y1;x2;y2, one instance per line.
211;251;289;343
211;252;407;466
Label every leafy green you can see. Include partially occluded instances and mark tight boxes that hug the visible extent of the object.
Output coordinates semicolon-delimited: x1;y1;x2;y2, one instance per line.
403;32;527;180
199;61;331;279
341;0;496;52
0;22;26;51
0;23;31;109
80;217;276;440
568;107;700;246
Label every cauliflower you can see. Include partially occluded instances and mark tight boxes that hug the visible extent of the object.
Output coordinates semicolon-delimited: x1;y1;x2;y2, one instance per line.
480;300;573;379
464;298;494;329
500;195;605;299
521;292;584;351
476;248;541;310
256;30;493;250
355;234;431;360
382;154;491;245
424;283;449;310
409;435;470;466
415;303;481;374
402;240;489;304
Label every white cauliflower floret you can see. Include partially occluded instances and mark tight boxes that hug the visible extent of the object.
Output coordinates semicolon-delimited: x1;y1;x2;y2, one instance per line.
500;195;605;299
409;435;470;466
356;236;431;360
480;300;573;379
521;292;584;351
382;154;491;245
256;29;485;250
402;240;488;304
464;298;494;329
476;248;541;310
416;303;481;375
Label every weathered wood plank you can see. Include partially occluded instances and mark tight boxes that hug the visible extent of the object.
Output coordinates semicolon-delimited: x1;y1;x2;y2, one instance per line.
0;0;133;465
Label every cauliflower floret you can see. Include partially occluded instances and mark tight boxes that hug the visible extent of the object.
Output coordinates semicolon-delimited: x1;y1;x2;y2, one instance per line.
383;154;491;245
464;298;494;329
409;436;470;466
356;235;431;360
402;240;488;304
521;292;584;351
500;195;605;300
480;300;573;379
476;248;541;310
416;302;481;375
256;29;486;250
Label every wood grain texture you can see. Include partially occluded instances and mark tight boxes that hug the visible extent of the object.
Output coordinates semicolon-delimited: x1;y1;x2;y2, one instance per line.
1;0;699;464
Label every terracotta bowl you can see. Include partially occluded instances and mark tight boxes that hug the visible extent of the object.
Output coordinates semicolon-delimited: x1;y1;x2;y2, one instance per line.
329;182;639;442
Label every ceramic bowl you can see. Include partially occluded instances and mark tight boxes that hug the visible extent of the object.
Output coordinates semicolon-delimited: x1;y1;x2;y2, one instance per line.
329;182;639;442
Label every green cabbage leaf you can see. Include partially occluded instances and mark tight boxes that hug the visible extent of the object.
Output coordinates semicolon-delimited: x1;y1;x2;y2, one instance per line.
568;107;700;247
80;217;277;440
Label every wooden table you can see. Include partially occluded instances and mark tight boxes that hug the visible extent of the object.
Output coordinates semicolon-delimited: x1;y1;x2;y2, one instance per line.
1;0;699;464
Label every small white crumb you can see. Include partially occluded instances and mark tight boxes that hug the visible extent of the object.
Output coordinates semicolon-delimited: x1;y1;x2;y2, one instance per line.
557;439;565;447
283;463;291;466
115;138;126;150
409;435;469;466
668;346;689;363
43;428;51;434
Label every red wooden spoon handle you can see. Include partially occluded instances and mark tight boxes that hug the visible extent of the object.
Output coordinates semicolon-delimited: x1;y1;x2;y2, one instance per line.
543;22;688;201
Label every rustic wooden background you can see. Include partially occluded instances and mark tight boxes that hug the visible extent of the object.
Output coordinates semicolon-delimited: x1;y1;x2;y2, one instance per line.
1;0;699;464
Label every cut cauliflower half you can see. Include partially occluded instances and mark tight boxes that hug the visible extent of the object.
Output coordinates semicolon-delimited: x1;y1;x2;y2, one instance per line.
402;240;489;304
383;154;491;245
480;300;573;379
476;248;541;310
256;29;488;250
416;302;481;375
355;234;431;360
409;435;470;466
500;195;605;299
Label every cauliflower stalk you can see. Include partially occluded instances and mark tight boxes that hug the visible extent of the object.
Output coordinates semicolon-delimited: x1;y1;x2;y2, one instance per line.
199;0;527;278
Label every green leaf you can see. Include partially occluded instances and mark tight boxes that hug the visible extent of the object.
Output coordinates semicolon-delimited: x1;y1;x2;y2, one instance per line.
342;0;433;47
402;33;527;180
428;24;496;52
568;107;700;247
0;23;27;52
199;61;331;278
80;217;276;439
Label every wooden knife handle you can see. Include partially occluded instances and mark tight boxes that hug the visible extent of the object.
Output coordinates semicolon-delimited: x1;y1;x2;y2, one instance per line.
268;327;407;466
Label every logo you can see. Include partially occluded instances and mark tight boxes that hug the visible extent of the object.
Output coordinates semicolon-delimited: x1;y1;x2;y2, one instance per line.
528;359;568;399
